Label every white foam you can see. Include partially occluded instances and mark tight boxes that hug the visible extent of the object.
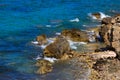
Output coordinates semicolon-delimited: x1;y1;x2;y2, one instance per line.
55;32;61;35
31;41;38;44
35;55;42;60
35;55;57;63
44;57;57;63
69;18;80;22
46;25;51;27
31;38;55;49
88;12;110;20
68;40;87;50
99;12;110;19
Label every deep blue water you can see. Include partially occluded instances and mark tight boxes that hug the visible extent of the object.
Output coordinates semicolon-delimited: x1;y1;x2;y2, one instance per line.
0;0;120;80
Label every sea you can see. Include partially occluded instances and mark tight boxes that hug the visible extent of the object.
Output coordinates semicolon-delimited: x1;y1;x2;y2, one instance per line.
0;0;120;80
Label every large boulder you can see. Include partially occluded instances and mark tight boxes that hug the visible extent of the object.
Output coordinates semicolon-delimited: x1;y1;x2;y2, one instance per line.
99;15;120;58
43;36;71;59
61;29;89;42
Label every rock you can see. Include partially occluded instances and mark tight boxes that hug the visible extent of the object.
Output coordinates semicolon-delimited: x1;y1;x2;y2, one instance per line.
92;59;120;80
99;15;120;58
92;13;101;19
36;34;47;45
61;29;89;42
90;51;117;60
43;36;71;59
36;59;53;74
102;17;112;24
111;14;120;24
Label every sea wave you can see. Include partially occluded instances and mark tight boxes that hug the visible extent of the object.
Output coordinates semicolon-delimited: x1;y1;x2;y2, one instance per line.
35;55;57;63
31;38;55;49
69;18;80;22
32;37;87;50
88;12;110;20
68;40;87;50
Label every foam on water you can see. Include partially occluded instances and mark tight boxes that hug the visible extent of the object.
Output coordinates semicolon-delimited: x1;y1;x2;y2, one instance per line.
46;25;51;27
35;55;57;63
32;36;87;50
69;18;80;22
31;38;55;49
68;40;87;50
88;12;110;20
44;57;57;63
55;32;61;35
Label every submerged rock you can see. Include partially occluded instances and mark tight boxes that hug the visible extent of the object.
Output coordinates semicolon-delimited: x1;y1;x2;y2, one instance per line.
43;36;71;59
61;29;89;42
36;34;47;45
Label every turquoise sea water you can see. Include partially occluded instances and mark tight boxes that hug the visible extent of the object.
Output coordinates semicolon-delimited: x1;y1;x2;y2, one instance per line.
0;0;120;80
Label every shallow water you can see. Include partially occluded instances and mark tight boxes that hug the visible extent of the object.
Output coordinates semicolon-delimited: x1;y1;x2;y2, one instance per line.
0;0;120;80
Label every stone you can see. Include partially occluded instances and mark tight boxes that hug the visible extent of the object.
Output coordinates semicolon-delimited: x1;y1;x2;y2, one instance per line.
102;17;112;24
61;29;89;42
99;15;120;59
36;34;47;45
43;36;71;59
36;59;53;74
90;51;117;60
92;13;101;19
111;14;120;24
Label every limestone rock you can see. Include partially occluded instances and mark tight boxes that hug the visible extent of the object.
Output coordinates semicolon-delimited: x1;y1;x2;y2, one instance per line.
36;34;47;45
92;13;101;19
111;14;120;24
102;17;112;24
43;36;71;59
61;29;89;42
99;15;120;58
36;59;53;74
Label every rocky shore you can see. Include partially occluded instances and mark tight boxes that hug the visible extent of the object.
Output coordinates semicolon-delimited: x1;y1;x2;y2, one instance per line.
34;14;120;80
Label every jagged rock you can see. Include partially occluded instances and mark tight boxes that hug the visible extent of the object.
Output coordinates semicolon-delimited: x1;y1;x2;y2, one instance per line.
111;14;120;24
43;36;71;59
61;29;89;42
36;34;47;45
102;17;112;24
99;15;120;58
36;59;53;74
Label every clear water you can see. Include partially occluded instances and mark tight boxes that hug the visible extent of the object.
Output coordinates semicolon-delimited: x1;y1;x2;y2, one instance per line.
0;0;120;80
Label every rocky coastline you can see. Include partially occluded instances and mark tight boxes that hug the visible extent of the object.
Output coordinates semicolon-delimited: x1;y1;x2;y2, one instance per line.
34;14;120;80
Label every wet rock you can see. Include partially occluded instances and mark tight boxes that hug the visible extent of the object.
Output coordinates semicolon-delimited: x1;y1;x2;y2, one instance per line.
43;36;71;59
87;27;103;42
61;29;89;42
36;34;47;45
91;13;101;19
36;59;53;74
